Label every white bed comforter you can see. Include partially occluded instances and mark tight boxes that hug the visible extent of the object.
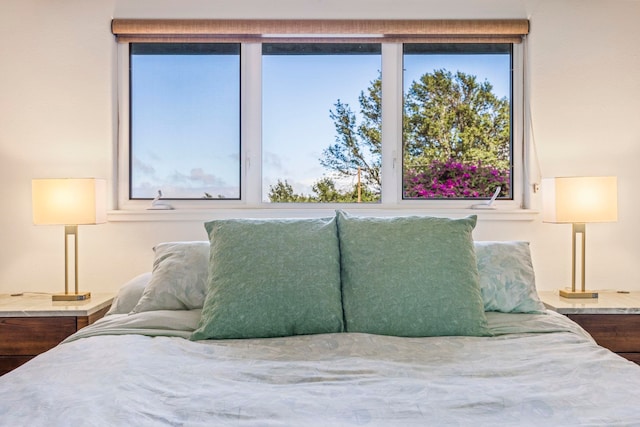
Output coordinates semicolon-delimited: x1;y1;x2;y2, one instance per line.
1;310;640;427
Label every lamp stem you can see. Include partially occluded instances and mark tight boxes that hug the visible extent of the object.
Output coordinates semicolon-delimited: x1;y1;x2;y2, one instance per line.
572;223;586;293
64;225;78;296
55;225;89;301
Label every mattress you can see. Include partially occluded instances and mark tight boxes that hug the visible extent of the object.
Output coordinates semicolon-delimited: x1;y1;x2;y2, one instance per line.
2;309;640;426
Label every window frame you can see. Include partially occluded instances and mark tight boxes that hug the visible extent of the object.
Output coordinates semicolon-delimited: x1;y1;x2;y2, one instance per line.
116;40;525;211
395;43;523;209
128;43;243;202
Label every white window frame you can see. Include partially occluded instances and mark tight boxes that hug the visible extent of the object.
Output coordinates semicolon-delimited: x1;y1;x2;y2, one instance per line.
115;41;525;212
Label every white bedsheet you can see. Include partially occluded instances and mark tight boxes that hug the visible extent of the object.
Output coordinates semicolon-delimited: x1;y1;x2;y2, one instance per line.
1;310;640;426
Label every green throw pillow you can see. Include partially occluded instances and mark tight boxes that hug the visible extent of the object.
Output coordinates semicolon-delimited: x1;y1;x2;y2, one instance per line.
336;210;490;337
191;217;344;340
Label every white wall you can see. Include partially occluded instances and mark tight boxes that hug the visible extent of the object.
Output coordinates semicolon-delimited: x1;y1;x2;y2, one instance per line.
1;0;638;294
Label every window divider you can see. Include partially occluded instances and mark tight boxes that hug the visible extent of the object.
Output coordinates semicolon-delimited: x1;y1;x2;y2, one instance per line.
380;44;403;204
242;43;263;205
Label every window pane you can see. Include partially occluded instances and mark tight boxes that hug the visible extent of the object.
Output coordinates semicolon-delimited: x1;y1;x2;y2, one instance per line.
262;43;381;203
402;43;512;200
130;43;240;200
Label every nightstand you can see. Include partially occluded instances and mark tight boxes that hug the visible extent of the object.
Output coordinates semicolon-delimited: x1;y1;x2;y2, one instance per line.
539;291;640;365
0;293;114;375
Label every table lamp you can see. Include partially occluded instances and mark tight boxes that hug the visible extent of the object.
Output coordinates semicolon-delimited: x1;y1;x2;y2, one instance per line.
542;176;618;299
32;178;107;301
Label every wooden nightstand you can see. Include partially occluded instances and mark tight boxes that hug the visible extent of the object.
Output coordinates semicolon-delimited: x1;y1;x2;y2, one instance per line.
0;293;114;375
539;291;640;365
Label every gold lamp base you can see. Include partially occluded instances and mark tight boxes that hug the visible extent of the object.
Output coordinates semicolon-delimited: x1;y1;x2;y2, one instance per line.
52;292;91;301
559;289;598;299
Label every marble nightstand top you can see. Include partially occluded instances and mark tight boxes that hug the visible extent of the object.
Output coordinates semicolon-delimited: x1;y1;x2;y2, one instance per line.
0;293;114;317
538;291;640;314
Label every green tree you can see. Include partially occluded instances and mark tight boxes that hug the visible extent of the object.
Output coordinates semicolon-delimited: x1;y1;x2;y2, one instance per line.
312;177;379;203
321;69;510;198
403;69;509;171
311;177;343;202
321;76;382;194
267;177;377;203
267;180;310;203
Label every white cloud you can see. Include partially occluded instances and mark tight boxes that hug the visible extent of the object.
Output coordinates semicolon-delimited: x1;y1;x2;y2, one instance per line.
133;157;156;176
188;168;224;186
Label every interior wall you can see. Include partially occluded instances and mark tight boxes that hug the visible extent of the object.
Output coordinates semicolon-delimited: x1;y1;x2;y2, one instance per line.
1;0;638;294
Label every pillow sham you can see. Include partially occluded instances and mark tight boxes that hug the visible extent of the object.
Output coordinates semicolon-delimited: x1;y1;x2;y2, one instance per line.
336;210;490;337
131;241;210;313
474;241;546;313
191;217;344;340
106;272;151;315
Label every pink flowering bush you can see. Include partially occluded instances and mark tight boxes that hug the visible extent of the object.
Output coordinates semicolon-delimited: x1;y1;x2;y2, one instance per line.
404;160;510;199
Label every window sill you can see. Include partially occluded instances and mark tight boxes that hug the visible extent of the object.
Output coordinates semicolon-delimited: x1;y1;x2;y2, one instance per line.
107;207;539;222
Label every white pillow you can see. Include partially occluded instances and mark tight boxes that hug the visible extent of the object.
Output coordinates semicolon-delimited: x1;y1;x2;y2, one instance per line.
474;241;546;313
131;241;210;313
106;272;152;315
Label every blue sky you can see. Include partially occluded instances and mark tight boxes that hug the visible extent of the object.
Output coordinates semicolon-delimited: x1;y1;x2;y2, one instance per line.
130;47;509;200
131;53;240;199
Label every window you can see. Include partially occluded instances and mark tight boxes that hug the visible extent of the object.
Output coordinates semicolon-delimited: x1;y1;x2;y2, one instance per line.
262;43;381;203
129;43;241;200
114;19;528;210
402;44;512;200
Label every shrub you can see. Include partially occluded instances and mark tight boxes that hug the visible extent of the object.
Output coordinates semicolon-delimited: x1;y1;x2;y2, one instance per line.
403;160;509;199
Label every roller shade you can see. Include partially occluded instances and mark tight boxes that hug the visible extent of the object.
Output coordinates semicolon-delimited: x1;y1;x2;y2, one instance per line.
111;19;529;44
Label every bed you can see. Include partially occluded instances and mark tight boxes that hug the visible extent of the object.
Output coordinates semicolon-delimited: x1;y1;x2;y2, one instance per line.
1;212;640;426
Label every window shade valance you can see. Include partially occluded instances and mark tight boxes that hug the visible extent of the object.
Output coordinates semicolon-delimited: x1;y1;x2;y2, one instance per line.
111;19;529;44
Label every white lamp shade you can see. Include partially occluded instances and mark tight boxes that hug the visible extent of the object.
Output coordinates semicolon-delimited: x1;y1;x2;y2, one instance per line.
32;178;107;225
542;176;618;224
